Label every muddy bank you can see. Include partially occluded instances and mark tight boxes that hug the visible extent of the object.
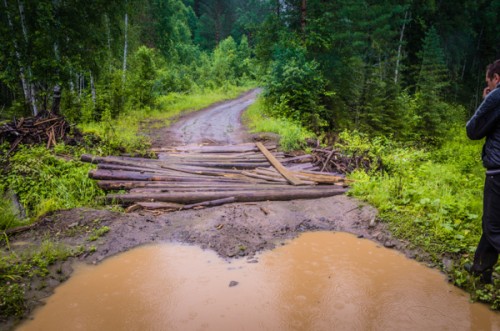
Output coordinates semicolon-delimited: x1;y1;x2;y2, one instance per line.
4;194;422;330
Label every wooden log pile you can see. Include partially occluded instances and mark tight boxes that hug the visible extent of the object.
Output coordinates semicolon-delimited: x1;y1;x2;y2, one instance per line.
82;143;348;212
0;112;71;154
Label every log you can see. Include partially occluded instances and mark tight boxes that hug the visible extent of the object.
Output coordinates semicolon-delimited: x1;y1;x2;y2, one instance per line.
97;180;289;190
136;201;184;209
105;187;347;204
181;197;236;210
256;142;306;186
89;169;248;183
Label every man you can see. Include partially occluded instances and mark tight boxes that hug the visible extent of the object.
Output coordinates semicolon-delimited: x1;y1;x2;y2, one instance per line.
466;59;500;284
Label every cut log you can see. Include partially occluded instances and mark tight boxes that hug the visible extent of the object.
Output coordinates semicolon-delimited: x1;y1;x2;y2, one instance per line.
136;201;184;209
181;197;236;210
105;187;347;204
89;169;248;183
97;180;289;190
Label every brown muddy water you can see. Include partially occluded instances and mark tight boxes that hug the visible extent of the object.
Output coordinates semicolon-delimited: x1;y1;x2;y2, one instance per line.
17;232;500;331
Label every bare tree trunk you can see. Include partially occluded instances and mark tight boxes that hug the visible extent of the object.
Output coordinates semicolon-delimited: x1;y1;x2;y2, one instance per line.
4;0;36;115
104;13;113;71
17;0;28;42
122;11;128;83
394;10;409;84
90;72;96;106
16;0;37;115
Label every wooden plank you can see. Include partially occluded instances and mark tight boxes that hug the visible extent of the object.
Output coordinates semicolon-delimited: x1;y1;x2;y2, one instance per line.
255;142;306;186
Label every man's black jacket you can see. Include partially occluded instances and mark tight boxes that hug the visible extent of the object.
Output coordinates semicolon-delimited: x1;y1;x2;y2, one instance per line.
466;83;500;169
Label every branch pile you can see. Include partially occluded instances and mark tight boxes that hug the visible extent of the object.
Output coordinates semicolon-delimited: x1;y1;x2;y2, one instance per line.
311;148;382;174
82;143;348;212
0;112;72;154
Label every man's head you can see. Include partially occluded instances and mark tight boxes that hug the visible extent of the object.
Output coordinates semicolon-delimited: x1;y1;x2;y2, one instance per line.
486;60;500;91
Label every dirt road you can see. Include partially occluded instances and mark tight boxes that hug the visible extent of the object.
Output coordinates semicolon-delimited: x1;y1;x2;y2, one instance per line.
5;90;409;330
150;89;260;147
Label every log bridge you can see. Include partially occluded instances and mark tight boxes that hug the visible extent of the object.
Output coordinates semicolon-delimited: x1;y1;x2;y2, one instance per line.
82;142;348;212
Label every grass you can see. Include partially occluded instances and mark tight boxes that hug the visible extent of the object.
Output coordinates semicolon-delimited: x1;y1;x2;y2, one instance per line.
242;97;315;151
0;240;76;319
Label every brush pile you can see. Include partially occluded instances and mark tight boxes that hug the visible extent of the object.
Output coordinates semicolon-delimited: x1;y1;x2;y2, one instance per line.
311;148;382;174
0;112;72;154
82;143;349;212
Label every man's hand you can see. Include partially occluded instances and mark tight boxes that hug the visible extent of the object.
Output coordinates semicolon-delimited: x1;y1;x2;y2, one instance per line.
483;87;492;98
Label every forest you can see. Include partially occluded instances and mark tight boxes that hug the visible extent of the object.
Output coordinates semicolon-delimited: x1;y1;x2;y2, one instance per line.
1;0;500;315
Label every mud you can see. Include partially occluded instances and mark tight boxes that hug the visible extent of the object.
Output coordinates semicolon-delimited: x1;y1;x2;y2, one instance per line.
3;90;426;330
19;232;500;331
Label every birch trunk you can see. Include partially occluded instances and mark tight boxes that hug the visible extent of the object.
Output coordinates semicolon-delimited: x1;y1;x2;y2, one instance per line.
394;10;409;84
122;11;128;83
90;72;96;106
3;0;37;115
104;14;113;72
17;0;38;115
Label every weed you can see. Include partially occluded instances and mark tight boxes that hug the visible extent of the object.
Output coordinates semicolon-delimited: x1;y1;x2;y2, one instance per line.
87;226;110;242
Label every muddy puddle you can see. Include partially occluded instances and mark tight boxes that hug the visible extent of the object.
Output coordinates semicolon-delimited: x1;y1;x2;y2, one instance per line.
17;232;500;331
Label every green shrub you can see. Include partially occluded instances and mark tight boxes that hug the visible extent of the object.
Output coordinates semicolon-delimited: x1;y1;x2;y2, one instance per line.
263;45;329;132
2;146;103;219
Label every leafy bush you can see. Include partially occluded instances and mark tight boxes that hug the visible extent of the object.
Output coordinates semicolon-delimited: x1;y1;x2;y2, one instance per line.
263;45;329;132
2;146;103;219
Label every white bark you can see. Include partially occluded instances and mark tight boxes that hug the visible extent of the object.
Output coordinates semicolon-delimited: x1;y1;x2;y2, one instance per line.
17;0;28;42
4;0;38;115
17;0;37;114
394;10;409;84
122;12;128;83
104;14;113;71
90;72;96;106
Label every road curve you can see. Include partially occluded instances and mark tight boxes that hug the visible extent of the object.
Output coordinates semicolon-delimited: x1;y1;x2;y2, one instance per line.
164;89;260;146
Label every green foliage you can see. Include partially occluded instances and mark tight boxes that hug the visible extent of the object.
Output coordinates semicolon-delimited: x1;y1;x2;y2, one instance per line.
128;46;159;109
243;97;315;151
1;146;103;219
347;127;483;256
264;44;330;132
212;36;239;86
341;127;500;307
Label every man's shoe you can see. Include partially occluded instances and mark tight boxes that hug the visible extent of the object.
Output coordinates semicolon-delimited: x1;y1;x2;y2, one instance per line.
464;263;492;284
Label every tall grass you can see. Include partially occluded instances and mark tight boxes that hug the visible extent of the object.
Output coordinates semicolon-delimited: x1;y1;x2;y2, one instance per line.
344;128;484;256
243;98;315;151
